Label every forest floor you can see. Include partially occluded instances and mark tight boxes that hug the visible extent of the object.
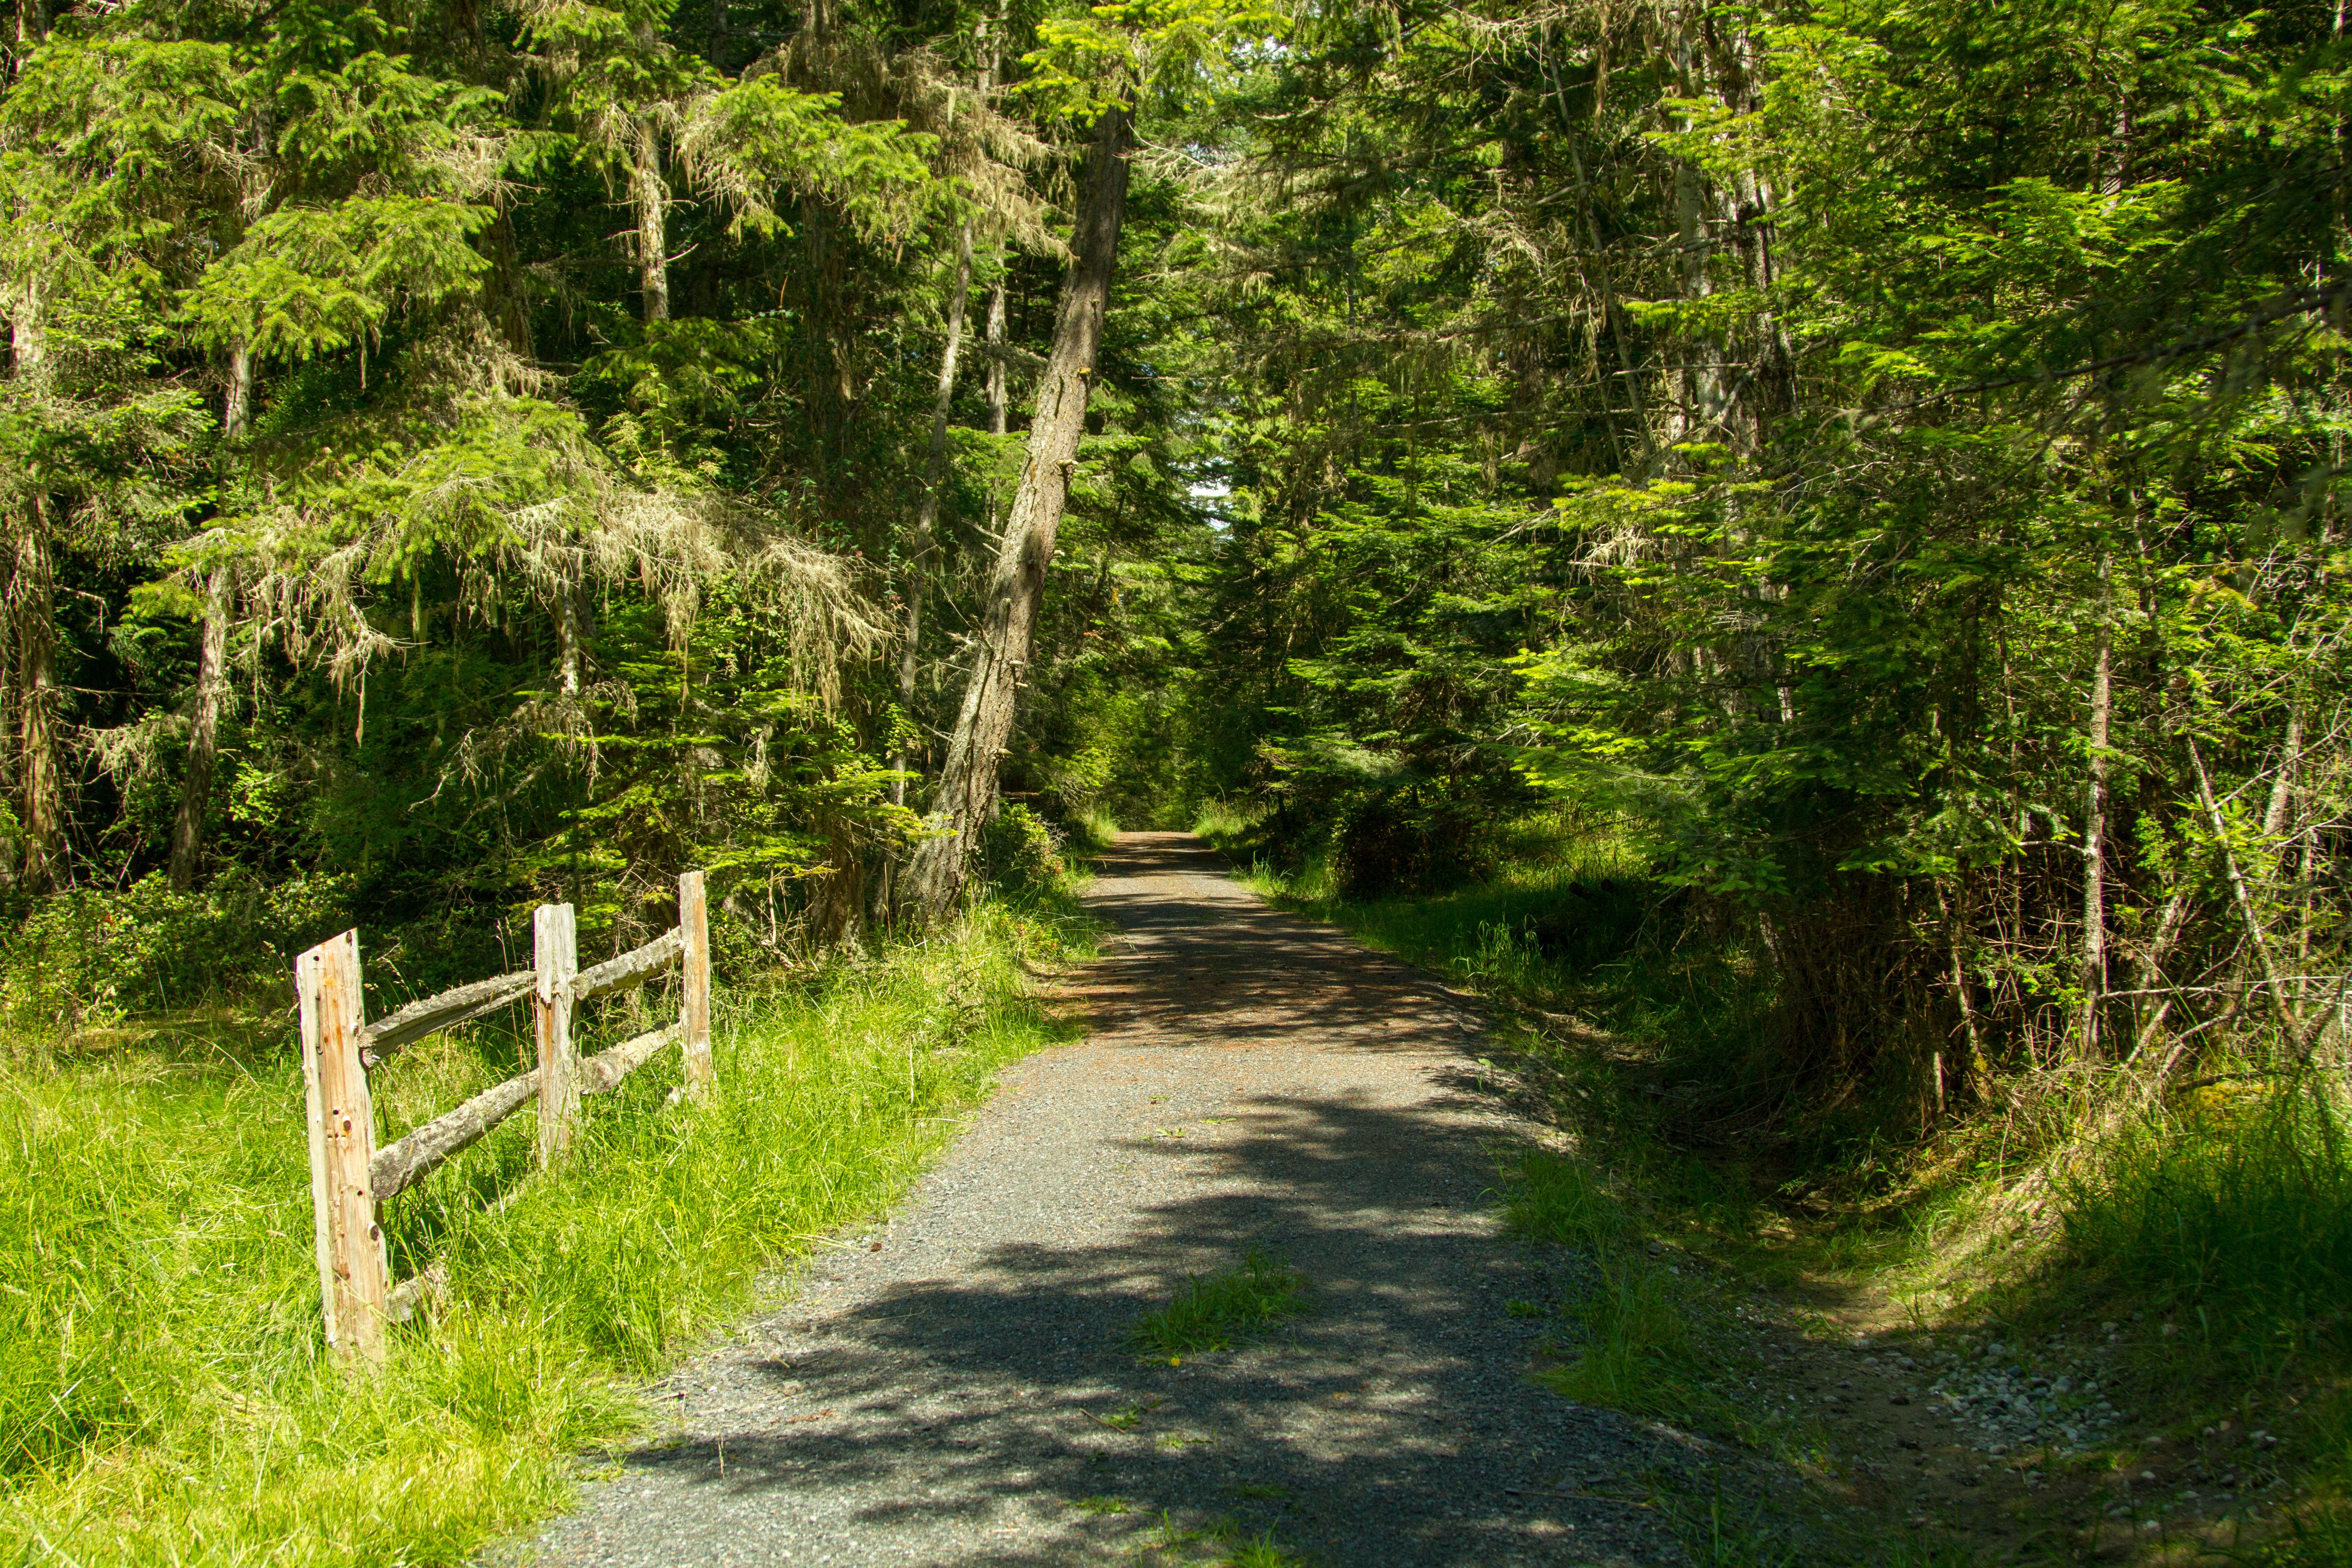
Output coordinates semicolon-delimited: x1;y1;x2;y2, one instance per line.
532;833;1741;1567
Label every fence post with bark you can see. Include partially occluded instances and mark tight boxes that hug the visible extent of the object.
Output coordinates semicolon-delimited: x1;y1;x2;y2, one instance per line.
294;870;713;1369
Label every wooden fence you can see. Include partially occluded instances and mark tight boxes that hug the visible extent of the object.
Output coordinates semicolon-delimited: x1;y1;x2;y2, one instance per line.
295;871;713;1368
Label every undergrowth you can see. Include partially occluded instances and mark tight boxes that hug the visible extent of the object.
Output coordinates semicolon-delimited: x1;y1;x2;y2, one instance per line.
0;899;1091;1566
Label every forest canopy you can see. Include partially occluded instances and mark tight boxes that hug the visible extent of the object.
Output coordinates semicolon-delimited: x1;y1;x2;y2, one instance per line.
1;0;2346;1135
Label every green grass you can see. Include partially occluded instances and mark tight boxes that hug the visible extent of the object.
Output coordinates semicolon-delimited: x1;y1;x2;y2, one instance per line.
1068;806;1122;853
1540;1257;1708;1416
2051;1082;2352;1380
0;900;1090;1566
1221;1532;1310;1568
1190;799;1259;843
1502;1150;1629;1252
1131;1249;1307;1357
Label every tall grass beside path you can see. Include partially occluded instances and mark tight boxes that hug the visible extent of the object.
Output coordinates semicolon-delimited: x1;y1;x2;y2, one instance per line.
0;901;1090;1567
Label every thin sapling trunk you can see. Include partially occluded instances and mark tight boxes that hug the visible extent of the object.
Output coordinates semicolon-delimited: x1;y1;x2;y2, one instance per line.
894;223;975;806
2078;551;2113;1055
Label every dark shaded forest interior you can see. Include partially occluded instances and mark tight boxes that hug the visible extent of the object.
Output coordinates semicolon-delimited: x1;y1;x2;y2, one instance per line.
5;0;2352;1560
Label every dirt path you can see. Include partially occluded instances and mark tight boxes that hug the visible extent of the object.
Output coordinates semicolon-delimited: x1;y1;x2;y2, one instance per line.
534;833;1703;1567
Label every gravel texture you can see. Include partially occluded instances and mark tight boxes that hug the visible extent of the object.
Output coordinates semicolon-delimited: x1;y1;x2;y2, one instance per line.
1923;1335;2125;1454
532;833;1699;1567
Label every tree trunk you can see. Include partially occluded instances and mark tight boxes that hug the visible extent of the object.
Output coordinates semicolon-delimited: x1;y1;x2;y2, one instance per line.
15;505;59;891
555;587;587;697
632;117;670;323
167;564;233;889
893;223;975;807
223;341;253;440
168;346;254;890
985;269;1009;436
901;103;1131;921
10;262;56;890
980;7;1008;439
2186;733;2298;1043
2078;551;2113;1056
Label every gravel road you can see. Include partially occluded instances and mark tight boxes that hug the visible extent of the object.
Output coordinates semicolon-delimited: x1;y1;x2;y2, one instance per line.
533;833;1698;1567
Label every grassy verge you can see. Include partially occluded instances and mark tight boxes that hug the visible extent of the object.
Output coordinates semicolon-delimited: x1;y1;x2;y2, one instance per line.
1202;807;2352;1563
0;898;1091;1567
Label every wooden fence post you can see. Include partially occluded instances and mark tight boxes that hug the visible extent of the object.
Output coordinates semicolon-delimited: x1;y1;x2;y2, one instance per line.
298;929;390;1369
534;902;579;1166
679;870;713;1097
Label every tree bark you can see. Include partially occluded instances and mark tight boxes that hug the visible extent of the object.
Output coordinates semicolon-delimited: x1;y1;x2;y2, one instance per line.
10;264;56;890
893;223;975;806
2078;551;2113;1056
901;103;1131;921
14;505;59;891
166;344;253;890
985;270;1009;436
556;586;587;697
632;117;670;323
168;564;233;889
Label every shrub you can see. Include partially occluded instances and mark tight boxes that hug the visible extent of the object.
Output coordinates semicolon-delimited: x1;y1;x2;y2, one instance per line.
978;804;1067;896
1334;789;1497;900
0;869;355;1028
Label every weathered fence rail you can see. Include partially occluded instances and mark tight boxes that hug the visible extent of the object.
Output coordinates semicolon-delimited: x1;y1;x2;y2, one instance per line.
296;871;713;1368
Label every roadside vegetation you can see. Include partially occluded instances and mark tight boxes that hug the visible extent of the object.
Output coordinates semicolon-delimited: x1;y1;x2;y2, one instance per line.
1131;1249;1310;1359
1207;806;2352;1563
0;893;1092;1568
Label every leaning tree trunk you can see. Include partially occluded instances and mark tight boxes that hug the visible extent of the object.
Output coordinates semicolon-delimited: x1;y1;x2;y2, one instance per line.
900;103;1131;921
893;222;975;806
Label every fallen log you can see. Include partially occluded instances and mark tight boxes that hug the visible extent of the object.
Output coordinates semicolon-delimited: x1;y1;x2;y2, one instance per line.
572;929;683;1004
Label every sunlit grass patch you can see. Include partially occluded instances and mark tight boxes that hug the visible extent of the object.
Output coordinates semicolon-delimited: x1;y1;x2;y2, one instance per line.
1068;807;1122;853
1190;799;1260;845
1131;1249;1307;1356
1222;1530;1312;1568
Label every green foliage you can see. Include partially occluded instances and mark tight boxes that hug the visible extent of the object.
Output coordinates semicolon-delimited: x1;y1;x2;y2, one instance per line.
0;869;353;1027
978;803;1069;897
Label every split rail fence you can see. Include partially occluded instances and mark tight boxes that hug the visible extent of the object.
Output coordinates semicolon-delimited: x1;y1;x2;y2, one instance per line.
295;871;713;1368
